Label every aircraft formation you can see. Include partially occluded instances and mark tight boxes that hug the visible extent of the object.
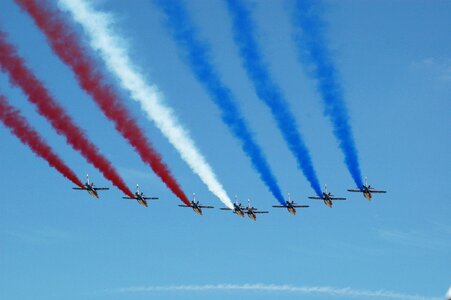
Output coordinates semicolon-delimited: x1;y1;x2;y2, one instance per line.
73;175;386;221
1;0;388;219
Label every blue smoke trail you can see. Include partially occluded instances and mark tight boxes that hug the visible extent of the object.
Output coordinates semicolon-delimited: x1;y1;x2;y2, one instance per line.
224;0;322;196
154;0;286;204
290;0;364;188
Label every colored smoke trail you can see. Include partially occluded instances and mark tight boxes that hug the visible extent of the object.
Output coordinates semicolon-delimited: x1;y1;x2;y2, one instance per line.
54;0;233;208
290;0;363;188
0;96;83;188
0;30;134;198
154;0;285;204
225;0;322;196
12;1;190;205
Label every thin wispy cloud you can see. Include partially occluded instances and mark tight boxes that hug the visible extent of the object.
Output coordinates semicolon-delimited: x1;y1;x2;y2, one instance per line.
411;58;451;81
378;228;451;251
103;283;441;300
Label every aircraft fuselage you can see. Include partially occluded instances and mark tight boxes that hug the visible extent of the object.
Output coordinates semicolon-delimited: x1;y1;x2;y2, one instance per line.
247;211;257;221
363;187;372;200
192;205;203;215
324;198;333;208
86;184;99;198
287;206;297;215
320;192;333;208
234;208;245;217
135;193;148;207
137;199;148;207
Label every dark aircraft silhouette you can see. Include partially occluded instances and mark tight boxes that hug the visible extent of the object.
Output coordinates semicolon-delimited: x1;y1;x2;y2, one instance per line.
220;196;247;217
122;184;158;207
178;193;214;215
72;174;109;198
348;177;386;200
272;193;309;215
308;185;346;208
244;199;269;221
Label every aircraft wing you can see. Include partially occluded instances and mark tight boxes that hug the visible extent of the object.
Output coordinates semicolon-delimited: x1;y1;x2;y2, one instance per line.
122;196;135;199
370;190;386;193
178;204;191;207
272;205;287;208
308;196;323;200
292;205;309;208
220;208;232;210
347;189;362;192
199;205;214;209
72;187;85;190
94;187;109;190
330;197;347;200
254;211;269;214
143;197;158;200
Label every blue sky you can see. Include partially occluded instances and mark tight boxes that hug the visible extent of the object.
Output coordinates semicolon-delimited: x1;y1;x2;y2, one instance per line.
0;0;450;299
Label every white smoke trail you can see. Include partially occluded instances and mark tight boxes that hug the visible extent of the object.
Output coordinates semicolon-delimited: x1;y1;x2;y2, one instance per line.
58;0;233;208
103;283;442;300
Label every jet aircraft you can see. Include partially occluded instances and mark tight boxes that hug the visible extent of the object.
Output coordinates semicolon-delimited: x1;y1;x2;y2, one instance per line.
308;185;346;208
122;184;158;207
348;177;386;200
72;174;109;198
244;199;269;221
178;193;214;215
220;196;246;217
272;193;309;215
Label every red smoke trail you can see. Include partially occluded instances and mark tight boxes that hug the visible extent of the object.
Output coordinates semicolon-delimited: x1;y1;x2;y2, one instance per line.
0;31;134;198
0;96;84;188
15;0;190;205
